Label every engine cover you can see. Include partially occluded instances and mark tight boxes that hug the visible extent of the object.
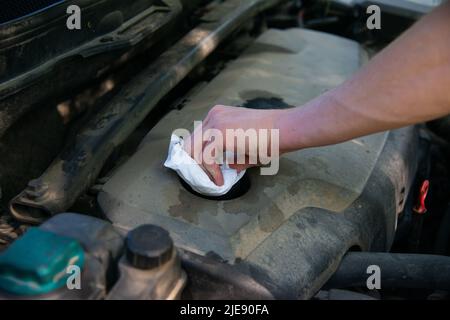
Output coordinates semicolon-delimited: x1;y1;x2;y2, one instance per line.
98;28;419;298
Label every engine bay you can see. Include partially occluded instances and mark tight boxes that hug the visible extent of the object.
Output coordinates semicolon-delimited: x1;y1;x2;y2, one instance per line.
0;0;449;301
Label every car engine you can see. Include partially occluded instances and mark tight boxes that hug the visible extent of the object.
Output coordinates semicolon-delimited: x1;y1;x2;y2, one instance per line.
0;0;449;301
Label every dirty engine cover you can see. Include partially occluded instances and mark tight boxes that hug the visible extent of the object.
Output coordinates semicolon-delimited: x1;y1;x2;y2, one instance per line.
98;29;419;299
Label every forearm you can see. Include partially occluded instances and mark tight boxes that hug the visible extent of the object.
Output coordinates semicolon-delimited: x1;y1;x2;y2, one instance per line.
277;2;450;153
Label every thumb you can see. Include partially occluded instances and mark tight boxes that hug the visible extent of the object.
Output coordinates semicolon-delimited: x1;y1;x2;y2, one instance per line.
201;140;225;186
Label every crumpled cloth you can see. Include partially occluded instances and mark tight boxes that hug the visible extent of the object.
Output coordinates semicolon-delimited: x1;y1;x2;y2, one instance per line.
164;134;245;196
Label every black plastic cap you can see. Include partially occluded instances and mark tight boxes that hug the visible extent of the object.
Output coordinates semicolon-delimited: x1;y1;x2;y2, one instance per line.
125;225;174;270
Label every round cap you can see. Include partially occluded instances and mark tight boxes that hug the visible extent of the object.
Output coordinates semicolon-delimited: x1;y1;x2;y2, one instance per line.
125;225;174;270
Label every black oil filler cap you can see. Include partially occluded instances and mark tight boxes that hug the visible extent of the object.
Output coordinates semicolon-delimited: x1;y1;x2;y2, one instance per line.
125;225;174;270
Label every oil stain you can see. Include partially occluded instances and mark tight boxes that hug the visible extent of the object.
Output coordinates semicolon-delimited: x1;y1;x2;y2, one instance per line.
168;188;217;224
239;90;295;110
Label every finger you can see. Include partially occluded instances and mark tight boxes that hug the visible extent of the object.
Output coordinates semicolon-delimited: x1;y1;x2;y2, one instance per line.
202;139;225;186
202;162;224;186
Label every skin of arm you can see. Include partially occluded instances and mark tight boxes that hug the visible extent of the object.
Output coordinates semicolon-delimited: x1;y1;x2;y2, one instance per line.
185;2;450;186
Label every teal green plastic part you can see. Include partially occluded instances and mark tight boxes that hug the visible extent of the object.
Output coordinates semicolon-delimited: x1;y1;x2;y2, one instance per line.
0;227;85;296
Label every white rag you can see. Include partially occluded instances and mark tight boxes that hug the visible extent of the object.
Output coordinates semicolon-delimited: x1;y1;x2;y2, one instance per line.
164;134;246;196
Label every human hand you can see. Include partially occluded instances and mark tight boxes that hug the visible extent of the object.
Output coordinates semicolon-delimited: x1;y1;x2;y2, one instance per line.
183;105;281;186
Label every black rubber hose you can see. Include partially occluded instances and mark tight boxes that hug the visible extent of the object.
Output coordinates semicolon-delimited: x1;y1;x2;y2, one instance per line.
434;204;450;255
325;252;450;290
